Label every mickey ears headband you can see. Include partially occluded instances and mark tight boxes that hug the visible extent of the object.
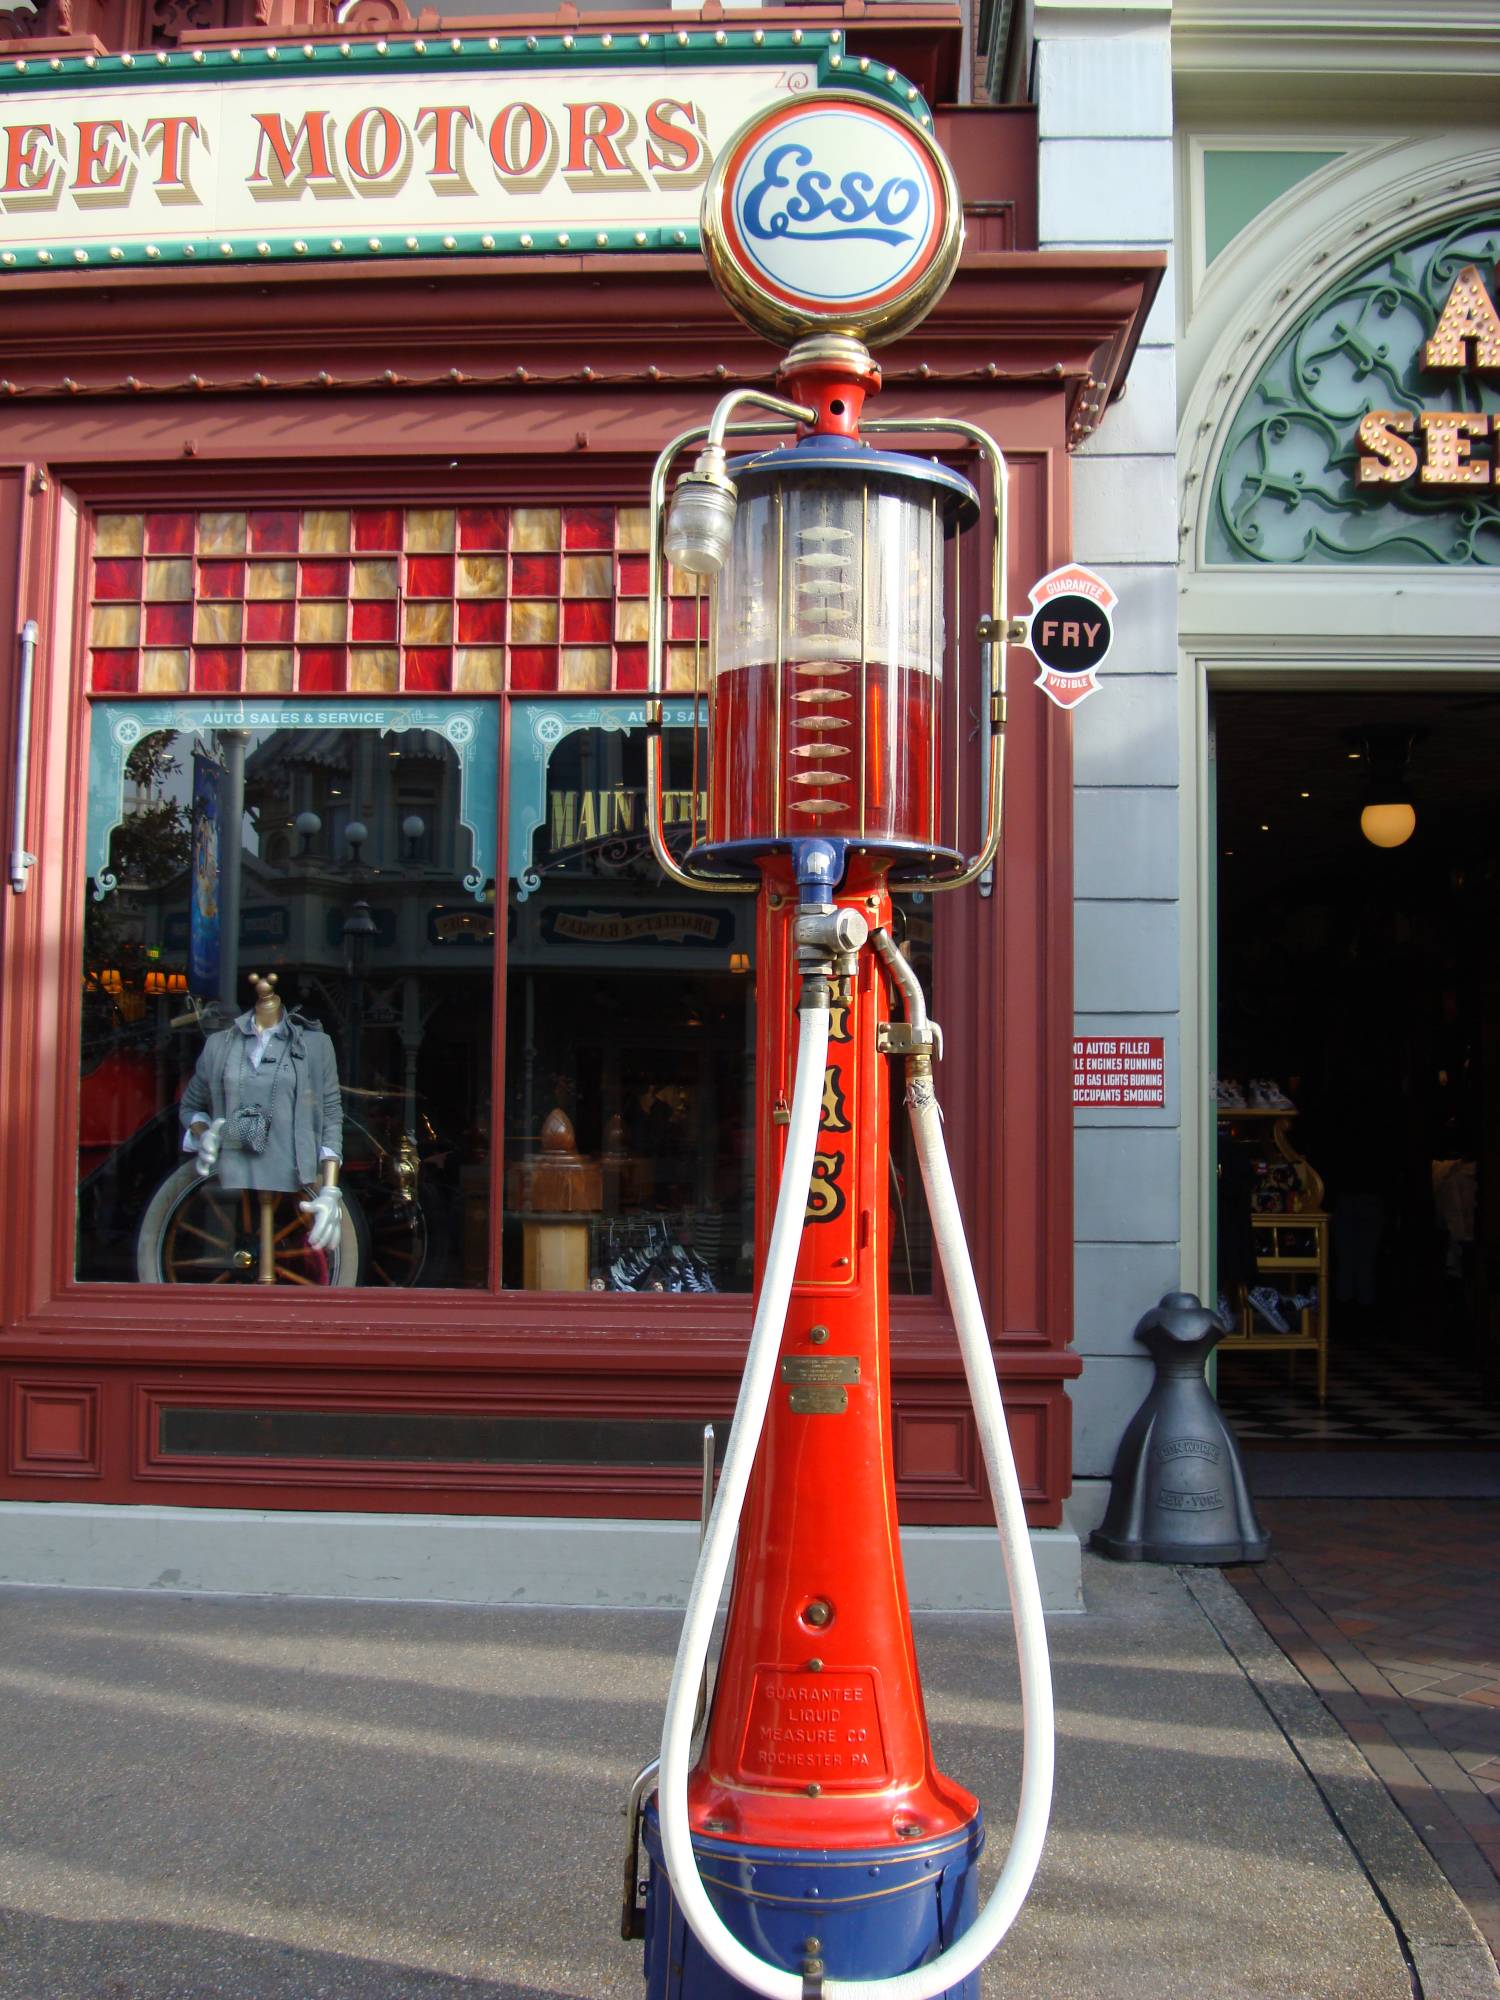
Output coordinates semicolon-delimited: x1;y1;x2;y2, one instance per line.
246;970;279;989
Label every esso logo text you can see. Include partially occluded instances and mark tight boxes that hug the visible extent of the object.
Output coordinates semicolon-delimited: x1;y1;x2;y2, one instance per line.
720;98;947;316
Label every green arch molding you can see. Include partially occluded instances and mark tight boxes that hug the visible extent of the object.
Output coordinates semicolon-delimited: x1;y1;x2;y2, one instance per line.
1209;211;1500;566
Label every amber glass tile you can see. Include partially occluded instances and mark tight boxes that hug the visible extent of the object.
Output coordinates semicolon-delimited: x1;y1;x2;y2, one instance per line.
666;565;699;600
563;554;611;599
301;510;350;555
407;555;455;598
246;560;296;600
614;598;649;643
457;598;505;644
454;647;506;692
564;597;611;643
510;600;558;644
198;561;245;601
353;507;402;552
352;559;399;600
246;600;295;645
141;648;191;692
299;647;346;692
404;601;453;645
511;554;559;596
145;513;194;556
666;645;703;692
512;507;561;552
143;559;193;602
144;603;192;647
456;555;506;599
406;508;455;554
617;508;651;553
300;559;349;597
95;515;144;558
93;558;141;601
198;512;247;557
194;648;241;692
248;511;299;554
458;505;507;550
351;600;399;643
509;647;558;690
91;650;139;691
350;647;400;692
245;649;294;692
615;644;648;690
559;646;611;692
195;601;243;646
91;603;140;648
617;554;649;597
562;505;613;551
297;600;347;643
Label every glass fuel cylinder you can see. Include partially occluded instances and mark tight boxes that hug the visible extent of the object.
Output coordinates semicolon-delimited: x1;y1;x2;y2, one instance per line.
701;440;978;863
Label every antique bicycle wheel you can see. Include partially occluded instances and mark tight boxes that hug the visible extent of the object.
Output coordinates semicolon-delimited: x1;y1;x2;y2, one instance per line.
135;1163;361;1286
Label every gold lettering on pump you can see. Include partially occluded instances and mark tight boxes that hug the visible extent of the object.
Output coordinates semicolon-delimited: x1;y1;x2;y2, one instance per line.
1357;411;1418;484
1419;411;1491;485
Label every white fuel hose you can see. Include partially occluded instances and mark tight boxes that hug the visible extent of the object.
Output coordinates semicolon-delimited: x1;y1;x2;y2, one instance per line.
657;944;1054;1999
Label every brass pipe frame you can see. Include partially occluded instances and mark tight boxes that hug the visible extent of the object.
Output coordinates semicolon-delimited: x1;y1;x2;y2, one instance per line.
645;412;1010;897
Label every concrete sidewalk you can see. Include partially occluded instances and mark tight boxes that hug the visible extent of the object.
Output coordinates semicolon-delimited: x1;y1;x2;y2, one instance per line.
0;1555;1491;2000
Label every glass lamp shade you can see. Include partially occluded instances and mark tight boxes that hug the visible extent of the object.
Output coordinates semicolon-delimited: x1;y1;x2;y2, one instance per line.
1360;801;1416;848
664;465;737;578
702;446;974;857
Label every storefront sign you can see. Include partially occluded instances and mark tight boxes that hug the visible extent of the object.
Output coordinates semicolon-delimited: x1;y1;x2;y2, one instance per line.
1022;563;1117;711
1358;265;1500;488
701;89;959;346
539;906;731;947
0;32;922;273
1072;1037;1165;1107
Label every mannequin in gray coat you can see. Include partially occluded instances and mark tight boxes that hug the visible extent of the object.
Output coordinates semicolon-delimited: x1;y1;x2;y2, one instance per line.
182;972;344;1266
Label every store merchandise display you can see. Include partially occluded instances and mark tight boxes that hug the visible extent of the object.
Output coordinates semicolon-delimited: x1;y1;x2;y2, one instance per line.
600;1219;718;1294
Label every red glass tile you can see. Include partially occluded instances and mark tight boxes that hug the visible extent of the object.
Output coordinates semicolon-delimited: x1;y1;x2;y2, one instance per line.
351;599;399;644
509;647;558;691
406;555;455;598
563;597;612;643
248;510;300;555
91;650;139;691
93;558;141;601
403;647;452;692
458;506;508;551
511;554;560;596
198;560;245;601
457;598;506;644
668;596;711;642
246;600;295;644
615;644;648;691
144;512;194;555
617;554;650;597
298;647;347;692
562;505;614;551
144;602;192;646
300;558;349;597
353;507;403;552
193;648;242;693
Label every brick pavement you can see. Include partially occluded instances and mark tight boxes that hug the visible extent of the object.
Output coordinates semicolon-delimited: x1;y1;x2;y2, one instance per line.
1227;1498;1500;1969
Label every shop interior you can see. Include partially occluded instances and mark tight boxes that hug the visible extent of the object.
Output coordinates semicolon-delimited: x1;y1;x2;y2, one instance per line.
1213;686;1500;1451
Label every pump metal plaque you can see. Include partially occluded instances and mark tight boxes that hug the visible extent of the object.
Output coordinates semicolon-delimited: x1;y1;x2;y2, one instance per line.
700;91;963;348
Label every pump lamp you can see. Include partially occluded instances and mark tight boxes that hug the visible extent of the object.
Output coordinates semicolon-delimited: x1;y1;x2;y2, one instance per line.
1355;727;1421;849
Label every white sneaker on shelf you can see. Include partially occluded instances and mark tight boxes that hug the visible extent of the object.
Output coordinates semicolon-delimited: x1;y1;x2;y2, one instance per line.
1248;1284;1292;1334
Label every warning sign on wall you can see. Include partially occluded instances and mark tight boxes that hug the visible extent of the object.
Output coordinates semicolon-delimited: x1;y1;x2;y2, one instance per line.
1072;1037;1166;1106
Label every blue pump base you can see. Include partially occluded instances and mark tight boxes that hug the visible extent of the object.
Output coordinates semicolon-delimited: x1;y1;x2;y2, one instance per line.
640;1802;984;1998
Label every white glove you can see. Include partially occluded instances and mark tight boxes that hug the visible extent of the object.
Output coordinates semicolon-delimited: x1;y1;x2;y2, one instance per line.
192;1117;225;1179
299;1184;344;1253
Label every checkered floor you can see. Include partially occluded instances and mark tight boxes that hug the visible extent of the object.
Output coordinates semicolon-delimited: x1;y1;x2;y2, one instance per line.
1217;1334;1500;1444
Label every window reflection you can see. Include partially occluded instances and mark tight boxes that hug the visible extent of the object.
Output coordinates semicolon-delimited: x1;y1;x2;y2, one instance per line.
78;715;496;1288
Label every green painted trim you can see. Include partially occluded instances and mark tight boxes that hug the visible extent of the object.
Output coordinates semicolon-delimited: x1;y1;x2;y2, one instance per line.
1203;149;1342;267
0;32;931;275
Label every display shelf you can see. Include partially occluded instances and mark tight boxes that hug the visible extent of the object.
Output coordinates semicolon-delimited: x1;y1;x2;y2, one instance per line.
1216;1107;1330;1403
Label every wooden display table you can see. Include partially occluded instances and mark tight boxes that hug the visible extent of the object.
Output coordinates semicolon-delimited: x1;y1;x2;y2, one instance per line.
1216;1106;1330;1403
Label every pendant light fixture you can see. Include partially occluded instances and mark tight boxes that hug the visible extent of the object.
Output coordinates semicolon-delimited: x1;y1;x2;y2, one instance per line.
1354;727;1422;849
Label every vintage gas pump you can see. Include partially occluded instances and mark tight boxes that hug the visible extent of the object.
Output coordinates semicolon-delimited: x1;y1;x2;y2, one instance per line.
624;92;1054;1999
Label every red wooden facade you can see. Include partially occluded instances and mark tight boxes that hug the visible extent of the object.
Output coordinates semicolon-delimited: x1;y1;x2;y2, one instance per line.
0;0;1159;1530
